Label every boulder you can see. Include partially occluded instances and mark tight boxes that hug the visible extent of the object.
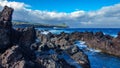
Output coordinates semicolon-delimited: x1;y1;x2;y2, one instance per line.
66;46;90;68
71;51;90;68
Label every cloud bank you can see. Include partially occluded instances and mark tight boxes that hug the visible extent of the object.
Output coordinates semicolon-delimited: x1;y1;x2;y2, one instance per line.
0;0;120;28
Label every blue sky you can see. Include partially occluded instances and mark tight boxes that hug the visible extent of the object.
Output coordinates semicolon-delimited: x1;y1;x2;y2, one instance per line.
0;0;120;28
9;0;120;12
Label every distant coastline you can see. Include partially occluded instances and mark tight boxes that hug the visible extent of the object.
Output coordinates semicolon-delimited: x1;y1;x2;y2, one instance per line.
13;20;69;28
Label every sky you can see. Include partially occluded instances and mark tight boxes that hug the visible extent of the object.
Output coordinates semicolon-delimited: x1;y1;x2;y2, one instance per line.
9;0;120;12
0;0;120;28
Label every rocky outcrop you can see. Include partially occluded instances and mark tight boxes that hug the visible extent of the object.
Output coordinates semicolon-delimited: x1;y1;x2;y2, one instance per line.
0;6;13;53
0;6;91;68
0;6;13;29
0;6;37;68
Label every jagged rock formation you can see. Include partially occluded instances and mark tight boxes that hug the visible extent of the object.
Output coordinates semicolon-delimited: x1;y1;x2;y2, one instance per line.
0;6;91;68
0;6;13;29
2;5;120;68
0;6;37;68
0;6;13;52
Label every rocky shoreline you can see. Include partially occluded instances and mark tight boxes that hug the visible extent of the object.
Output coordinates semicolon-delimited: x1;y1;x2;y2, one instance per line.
0;6;120;68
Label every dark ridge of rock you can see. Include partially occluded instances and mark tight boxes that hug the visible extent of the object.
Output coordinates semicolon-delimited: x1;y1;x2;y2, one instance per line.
0;29;11;53
19;26;36;47
18;27;36;60
10;29;22;44
0;6;13;29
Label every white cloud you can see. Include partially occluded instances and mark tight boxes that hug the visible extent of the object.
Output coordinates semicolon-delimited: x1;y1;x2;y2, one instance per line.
0;0;120;28
0;0;30;10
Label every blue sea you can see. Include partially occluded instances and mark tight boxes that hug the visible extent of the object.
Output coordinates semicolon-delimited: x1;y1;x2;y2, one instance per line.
37;28;120;37
36;28;120;68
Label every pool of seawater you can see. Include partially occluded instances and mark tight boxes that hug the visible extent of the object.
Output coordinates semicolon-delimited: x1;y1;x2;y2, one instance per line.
75;41;120;68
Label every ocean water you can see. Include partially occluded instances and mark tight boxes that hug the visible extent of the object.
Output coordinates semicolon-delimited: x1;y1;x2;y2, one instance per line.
37;28;120;37
37;28;120;68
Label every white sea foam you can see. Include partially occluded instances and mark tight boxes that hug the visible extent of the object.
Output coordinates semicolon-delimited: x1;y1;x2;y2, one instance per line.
49;30;71;34
111;34;117;38
87;48;101;52
75;41;101;53
75;41;87;49
41;31;49;35
49;30;61;34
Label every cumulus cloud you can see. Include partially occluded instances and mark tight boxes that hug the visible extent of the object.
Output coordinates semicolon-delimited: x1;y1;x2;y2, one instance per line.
0;0;120;28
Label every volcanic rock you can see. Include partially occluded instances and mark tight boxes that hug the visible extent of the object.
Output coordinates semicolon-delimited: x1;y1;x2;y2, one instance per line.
0;29;11;52
0;6;13;29
18;27;36;60
0;45;24;68
0;6;91;68
66;46;90;68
